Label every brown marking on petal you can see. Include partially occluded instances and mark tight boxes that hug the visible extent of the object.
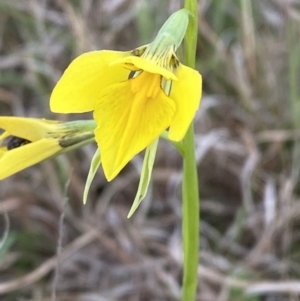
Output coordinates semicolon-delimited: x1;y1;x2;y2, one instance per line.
128;71;136;79
6;136;31;150
131;46;147;57
131;49;141;56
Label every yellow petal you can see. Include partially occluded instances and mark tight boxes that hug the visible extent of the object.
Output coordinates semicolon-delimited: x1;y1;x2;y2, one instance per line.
50;50;131;113
0;139;61;180
94;72;176;181
168;64;202;141
110;56;178;81
0;147;5;158
0;117;59;141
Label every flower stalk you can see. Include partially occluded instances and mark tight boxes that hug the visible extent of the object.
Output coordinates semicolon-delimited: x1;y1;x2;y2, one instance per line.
181;0;200;300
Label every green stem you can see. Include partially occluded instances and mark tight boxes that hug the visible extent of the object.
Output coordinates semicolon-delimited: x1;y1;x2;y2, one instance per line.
182;125;199;301
181;0;199;300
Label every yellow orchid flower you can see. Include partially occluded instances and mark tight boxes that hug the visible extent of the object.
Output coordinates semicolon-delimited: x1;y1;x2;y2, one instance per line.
50;9;202;181
0;117;95;180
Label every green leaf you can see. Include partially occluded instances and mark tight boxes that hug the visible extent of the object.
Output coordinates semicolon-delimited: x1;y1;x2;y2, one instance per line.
127;138;158;218
83;148;101;204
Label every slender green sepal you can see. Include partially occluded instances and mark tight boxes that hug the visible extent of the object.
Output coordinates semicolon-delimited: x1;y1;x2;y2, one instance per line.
57;120;96;148
62;120;97;132
56;120;97;152
83;148;101;204
127;138;159;218
59;132;95;148
144;9;190;56
57;137;95;156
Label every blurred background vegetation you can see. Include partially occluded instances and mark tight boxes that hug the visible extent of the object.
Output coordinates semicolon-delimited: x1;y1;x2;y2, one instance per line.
0;0;300;300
